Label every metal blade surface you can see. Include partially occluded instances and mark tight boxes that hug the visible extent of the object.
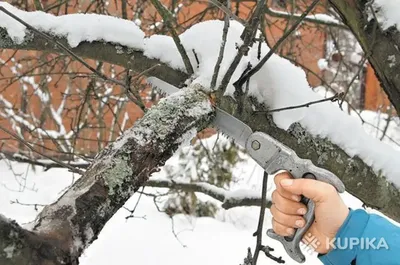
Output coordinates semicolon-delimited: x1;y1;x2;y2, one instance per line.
147;76;253;147
213;108;252;148
147;76;181;95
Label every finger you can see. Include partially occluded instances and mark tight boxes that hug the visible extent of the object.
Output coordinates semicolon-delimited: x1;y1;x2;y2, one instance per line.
279;178;337;203
272;218;295;237
274;172;301;202
272;190;308;215
270;204;305;229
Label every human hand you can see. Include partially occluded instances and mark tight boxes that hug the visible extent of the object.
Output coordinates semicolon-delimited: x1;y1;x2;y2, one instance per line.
270;171;349;254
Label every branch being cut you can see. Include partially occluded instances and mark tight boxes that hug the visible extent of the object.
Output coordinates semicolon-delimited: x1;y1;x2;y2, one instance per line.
0;9;400;223
0;85;214;264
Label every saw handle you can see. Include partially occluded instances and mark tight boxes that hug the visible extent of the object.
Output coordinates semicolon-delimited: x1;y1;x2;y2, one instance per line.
245;132;345;263
266;173;316;263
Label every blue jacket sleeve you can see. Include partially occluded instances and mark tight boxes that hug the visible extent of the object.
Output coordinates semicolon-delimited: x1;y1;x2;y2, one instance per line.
318;209;400;265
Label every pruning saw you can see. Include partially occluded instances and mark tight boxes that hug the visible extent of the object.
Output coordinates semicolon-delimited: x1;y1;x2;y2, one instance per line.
148;77;345;263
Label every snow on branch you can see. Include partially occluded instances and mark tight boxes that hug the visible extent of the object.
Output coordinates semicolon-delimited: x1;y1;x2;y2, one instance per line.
265;7;347;29
2;2;400;222
145;178;271;210
0;84;215;264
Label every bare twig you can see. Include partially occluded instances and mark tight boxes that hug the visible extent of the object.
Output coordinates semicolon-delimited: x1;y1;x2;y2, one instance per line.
0;125;84;174
206;0;246;25
123;187;147;219
211;0;230;89
218;0;266;94
33;0;43;11
253;92;343;114
252;172;269;265
150;0;194;75
339;56;368;108
192;49;200;68
264;6;347;29
1;152;89;170
233;0;321;89
0;7;126;88
145;179;272;209
10;199;47;211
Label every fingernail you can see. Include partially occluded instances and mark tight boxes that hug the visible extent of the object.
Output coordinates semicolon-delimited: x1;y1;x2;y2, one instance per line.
295;220;304;228
286;228;294;235
297;208;306;215
281;179;293;186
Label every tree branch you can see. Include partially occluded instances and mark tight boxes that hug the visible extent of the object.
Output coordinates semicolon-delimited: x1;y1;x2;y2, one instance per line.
328;0;400;115
234;0;321;89
150;0;194;75
1;3;400;228
0;84;214;264
0;29;188;88
145;179;272;210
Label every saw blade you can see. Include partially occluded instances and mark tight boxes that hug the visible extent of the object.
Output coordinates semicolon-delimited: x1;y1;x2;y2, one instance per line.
147;76;253;148
147;76;181;96
212;108;252;148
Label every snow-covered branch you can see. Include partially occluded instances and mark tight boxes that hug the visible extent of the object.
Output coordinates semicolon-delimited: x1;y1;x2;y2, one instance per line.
265;6;347;29
0;3;187;87
0;84;214;264
1;2;400;223
145;179;271;209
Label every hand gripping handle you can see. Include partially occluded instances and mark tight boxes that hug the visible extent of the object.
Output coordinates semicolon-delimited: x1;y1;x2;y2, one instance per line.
245;132;345;263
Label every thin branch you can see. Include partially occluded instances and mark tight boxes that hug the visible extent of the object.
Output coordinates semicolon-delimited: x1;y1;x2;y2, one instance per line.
1;152;90;170
211;0;230;89
252;172;268;265
0;7;126;88
145;179;271;210
0;124;84;175
339;56;368;108
264;6;347;29
10;199;47;211
233;0;321;89
206;0;246;25
33;0;43;11
253;92;343;114
218;0;266;93
150;0;194;75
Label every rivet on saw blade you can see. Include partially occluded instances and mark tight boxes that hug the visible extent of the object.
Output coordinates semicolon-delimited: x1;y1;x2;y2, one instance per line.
251;140;261;150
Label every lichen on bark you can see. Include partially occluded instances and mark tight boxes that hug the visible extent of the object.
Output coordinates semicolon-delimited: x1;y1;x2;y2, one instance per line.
15;84;216;263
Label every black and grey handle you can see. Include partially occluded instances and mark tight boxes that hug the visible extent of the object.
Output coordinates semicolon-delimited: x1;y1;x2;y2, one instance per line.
245;132;345;263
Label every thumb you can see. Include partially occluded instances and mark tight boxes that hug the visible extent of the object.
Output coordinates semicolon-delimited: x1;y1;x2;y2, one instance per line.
280;178;336;203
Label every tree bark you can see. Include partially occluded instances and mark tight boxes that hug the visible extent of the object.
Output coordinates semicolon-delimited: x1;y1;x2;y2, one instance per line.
2;6;400;263
0;85;214;265
327;0;400;115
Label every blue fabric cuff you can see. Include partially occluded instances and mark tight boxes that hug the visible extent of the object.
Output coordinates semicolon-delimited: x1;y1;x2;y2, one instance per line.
318;209;370;265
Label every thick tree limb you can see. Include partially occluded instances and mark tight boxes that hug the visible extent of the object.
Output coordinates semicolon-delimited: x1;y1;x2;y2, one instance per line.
327;0;400;115
0;28;187;87
0;214;75;265
1;20;400;221
2;10;400;263
0;85;214;265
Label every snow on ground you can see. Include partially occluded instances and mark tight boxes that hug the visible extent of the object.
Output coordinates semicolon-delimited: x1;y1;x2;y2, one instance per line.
1;2;399;186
